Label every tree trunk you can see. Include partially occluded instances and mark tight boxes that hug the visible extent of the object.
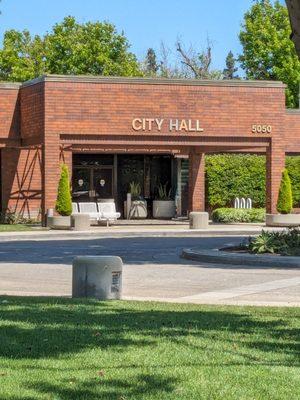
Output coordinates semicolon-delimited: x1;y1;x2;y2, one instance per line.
286;0;300;57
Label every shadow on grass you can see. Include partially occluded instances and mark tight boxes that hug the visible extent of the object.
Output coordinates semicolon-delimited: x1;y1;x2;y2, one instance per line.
0;297;299;363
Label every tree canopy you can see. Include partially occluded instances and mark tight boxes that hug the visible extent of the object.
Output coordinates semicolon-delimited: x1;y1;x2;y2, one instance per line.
0;16;141;82
239;0;300;108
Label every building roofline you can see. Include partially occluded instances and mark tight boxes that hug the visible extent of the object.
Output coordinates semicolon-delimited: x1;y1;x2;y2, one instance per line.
20;74;286;89
286;108;300;114
0;82;21;89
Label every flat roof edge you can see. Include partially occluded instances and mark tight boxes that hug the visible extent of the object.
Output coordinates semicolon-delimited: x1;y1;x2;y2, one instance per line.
20;74;286;89
0;82;21;89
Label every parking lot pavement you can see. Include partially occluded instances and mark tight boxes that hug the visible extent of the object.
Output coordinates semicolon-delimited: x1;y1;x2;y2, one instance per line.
0;235;299;306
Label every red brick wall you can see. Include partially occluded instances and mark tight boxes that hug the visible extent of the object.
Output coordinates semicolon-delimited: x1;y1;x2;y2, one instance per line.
0;86;20;141
20;83;44;141
1;146;42;219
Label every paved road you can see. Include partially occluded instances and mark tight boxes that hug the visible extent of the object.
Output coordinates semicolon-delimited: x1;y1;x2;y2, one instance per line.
0;235;299;306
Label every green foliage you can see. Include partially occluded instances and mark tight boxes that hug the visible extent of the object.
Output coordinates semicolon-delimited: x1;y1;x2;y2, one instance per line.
205;155;300;209
0;16;141;82
211;208;266;223
248;228;300;255
223;51;239;79
129;181;141;200
144;48;158;76
205;154;266;209
277;169;293;214
156;183;172;201
55;164;72;216
239;0;300;108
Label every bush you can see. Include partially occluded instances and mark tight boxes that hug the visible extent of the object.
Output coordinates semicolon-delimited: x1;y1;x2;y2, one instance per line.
211;208;266;223
55;164;72;216
247;228;300;256
0;209;39;225
205;154;266;209
286;156;300;206
204;154;300;209
277;169;293;214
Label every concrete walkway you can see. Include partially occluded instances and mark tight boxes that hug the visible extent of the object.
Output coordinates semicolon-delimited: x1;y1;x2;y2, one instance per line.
0;235;299;307
0;222;284;241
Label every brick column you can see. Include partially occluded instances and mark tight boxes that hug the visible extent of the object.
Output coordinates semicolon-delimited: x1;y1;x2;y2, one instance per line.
266;142;286;214
42;135;60;224
188;151;205;212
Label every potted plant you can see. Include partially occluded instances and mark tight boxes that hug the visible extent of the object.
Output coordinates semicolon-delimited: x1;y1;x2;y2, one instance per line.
266;169;300;226
125;181;147;219
48;164;72;229
153;183;176;219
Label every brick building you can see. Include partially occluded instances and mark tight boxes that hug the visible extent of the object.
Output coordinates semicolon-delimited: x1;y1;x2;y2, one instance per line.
0;75;299;223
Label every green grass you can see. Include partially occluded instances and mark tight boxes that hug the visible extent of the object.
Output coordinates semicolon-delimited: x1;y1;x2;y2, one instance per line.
0;298;299;400
0;224;41;232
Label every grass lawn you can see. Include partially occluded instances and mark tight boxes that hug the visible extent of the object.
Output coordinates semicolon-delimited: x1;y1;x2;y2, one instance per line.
0;224;40;232
0;298;299;400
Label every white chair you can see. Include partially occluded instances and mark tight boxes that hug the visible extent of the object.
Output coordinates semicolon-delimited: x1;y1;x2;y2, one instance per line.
97;202;121;226
78;203;100;221
72;202;78;214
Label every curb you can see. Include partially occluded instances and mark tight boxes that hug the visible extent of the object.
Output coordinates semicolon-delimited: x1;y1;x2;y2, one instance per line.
0;229;267;242
181;248;300;268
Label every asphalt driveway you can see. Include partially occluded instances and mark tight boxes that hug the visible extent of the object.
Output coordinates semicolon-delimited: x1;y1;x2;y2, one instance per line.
0;235;299;306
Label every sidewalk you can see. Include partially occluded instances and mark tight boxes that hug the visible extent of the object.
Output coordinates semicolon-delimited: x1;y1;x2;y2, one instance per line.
0;222;284;241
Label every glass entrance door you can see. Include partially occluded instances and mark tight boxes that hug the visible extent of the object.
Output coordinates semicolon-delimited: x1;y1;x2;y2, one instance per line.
73;167;113;202
93;168;113;199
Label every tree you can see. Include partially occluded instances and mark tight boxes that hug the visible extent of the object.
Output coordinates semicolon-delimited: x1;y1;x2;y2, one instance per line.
239;0;300;108
176;39;222;79
286;0;300;57
0;16;141;82
0;30;46;81
55;164;72;217
277;169;293;214
144;48;158;76
223;51;239;79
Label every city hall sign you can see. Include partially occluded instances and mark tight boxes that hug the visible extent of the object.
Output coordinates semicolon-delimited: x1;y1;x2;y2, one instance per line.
132;118;204;132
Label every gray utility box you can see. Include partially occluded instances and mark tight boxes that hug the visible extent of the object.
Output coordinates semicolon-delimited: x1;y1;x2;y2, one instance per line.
71;213;91;231
189;212;209;229
72;256;122;300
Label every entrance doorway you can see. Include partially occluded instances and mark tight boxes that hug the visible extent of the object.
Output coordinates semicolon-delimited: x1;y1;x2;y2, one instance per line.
72;154;114;202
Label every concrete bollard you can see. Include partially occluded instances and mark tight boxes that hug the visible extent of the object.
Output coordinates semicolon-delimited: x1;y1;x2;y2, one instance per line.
71;213;91;231
189;212;209;229
72;256;123;300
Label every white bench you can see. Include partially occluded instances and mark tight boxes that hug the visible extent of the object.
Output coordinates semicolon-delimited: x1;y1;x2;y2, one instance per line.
73;202;121;226
98;202;121;226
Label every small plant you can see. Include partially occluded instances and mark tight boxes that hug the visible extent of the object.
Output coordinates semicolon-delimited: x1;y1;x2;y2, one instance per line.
129;181;142;201
211;208;266;223
247;228;300;256
156;183;172;201
55;164;72;216
277;169;293;214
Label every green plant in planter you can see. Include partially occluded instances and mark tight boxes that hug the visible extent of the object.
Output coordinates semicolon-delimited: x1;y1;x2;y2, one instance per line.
277;169;293;214
55;164;72;216
129;181;142;201
157;183;172;201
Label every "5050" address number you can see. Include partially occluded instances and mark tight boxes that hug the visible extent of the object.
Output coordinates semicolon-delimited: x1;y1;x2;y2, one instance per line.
252;125;272;133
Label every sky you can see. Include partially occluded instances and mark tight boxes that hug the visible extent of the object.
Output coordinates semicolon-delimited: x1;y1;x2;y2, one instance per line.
0;0;283;71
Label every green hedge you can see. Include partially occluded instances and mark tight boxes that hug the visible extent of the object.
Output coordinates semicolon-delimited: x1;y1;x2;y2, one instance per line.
211;208;266;223
205;155;300;209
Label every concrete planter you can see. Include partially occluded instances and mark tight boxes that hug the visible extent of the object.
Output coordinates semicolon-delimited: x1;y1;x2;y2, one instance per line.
153;200;176;219
266;213;300;227
124;200;148;219
71;213;90;231
47;215;71;230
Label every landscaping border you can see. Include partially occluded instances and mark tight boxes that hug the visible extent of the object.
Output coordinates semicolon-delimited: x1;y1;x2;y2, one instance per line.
181;248;300;268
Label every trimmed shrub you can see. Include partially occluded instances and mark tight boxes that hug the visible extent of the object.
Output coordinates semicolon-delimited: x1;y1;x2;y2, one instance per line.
211;208;266;223
55;164;72;216
205;154;300;209
286;156;300;207
277;169;293;214
205;154;266;209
